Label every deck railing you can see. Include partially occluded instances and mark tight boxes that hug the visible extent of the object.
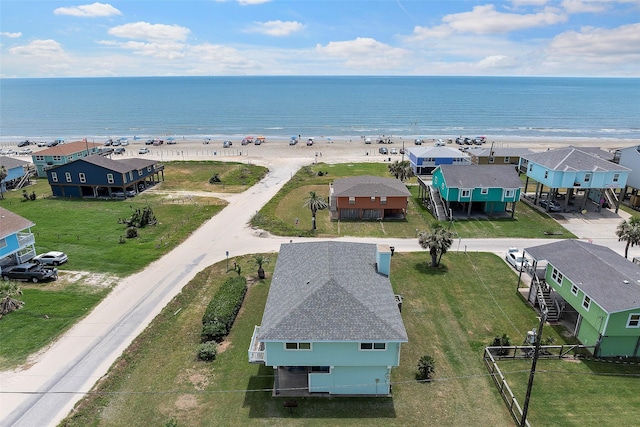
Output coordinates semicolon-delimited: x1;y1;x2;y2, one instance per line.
248;325;265;364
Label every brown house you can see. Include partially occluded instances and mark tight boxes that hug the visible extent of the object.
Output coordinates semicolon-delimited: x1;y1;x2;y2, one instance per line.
465;147;533;166
329;175;411;220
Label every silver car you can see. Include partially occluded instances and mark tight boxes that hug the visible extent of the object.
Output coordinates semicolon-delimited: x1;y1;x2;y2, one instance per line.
33;251;68;266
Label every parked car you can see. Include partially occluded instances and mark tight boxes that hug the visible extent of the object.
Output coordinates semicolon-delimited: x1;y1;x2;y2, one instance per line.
37;141;48;147
203;138;212;145
539;199;562;212
113;147;126;154
17;140;31;147
145;139;154;145
379;147;388;155
414;138;423;145
138;147;150;154
2;262;57;283
33;251;68;266
289;137;298;145
307;138;314;146
399;148;405;154
505;248;530;272
364;137;372;144
390;148;398;154
18;148;33;155
434;139;446;146
223;140;232;148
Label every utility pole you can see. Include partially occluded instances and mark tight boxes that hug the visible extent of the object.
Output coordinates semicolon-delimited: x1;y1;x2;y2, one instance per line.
520;309;547;427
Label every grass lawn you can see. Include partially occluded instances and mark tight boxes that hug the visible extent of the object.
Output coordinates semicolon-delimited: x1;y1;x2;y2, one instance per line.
60;251;639;427
0;282;110;369
254;163;573;239
157;161;268;193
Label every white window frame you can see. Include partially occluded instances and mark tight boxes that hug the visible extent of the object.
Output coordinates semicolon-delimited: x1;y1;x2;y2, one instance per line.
613;173;620;183
584;173;592;183
284;342;312;351
52;155;62;161
371;196;376;202
504;157;510;163
626;313;640;328
582;295;591;311
107;173;114;184
147;166;152;172
481;188;489;195
129;171;134;180
79;173;86;183
504;189;515;198
65;172;72;183
488;157;495;164
360;342;387;351
461;189;471;198
551;267;563;285
348;196;355;205
138;169;143;176
380;196;387;205
35;155;44;161
544;170;549;179
571;284;579;296
51;172;58;182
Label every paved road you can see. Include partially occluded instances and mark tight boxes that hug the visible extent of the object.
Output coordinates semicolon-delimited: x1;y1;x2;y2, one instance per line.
1;155;637;426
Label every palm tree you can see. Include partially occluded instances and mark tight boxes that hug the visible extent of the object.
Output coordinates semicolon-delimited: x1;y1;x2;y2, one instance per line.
418;223;454;267
303;191;328;231
0;165;7;199
616;216;640;259
387;161;402;179
387;160;414;182
253;255;269;279
0;282;24;318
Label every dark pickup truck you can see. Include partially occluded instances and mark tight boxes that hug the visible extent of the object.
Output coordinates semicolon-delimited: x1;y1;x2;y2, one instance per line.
2;263;58;283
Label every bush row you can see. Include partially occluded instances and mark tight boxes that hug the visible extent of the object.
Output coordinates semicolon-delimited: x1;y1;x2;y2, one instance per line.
200;276;247;343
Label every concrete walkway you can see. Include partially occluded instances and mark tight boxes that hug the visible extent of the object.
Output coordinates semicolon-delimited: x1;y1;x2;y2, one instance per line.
1;157;638;426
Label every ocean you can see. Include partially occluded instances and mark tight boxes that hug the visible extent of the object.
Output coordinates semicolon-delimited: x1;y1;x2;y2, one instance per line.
0;76;638;143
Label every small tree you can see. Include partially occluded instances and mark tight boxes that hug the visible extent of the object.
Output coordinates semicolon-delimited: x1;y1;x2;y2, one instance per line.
0;282;24;318
303;191;328;231
417;355;435;381
253;255;269;279
0;165;7;199
418;223;455;267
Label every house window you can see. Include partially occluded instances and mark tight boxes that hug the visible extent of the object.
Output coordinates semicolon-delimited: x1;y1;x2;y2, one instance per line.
52;155;62;161
504;157;510;163
35;156;44;161
461;189;471;198
285;342;311;350
505;189;514;198
371;196;376;202
544;170;549;179
380;196;387;205
123;174;127;183
360;343;386;351
107;174;114;184
129;171;133;180
348;196;355;205
613;173;620;183
529;164;533;172
481;188;489;195
147;166;152;172
551;268;563;285
627;314;640;328
0;238;6;249
138;169;143;176
488;157;495;164
79;173;86;183
582;295;591;311
311;366;330;373
51;172;58;182
65;172;72;183
571;284;579;296
584;173;591;183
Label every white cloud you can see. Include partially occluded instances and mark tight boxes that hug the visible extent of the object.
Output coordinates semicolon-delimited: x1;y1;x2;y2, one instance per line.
9;39;68;58
237;0;271;5
108;22;190;42
442;5;567;35
247;20;304;36
511;0;551;6
316;37;410;69
1;32;22;38
101;40;187;60
548;22;640;60
54;2;122;18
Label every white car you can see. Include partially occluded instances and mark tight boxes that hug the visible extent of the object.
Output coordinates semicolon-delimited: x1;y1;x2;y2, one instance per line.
434;139;446;146
505;248;529;271
390;148;398;154
138;147;150;154
33;251;68;266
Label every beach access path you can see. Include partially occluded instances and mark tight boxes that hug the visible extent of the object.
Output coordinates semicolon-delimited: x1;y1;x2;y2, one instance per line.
1;139;637;426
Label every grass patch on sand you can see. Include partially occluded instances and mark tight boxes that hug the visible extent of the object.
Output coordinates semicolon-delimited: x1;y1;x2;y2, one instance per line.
157;161;268;193
1;179;226;276
60;251;639;427
253;163;573;239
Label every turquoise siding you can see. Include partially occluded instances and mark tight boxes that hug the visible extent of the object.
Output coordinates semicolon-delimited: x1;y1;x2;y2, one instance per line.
264;341;401;367
309;366;391;395
0;233;22;257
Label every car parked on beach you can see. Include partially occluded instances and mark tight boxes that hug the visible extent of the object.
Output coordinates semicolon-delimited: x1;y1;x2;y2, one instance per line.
379;147;388;155
223;140;232;148
2;262;57;283
138;147;150;154
19;148;32;155
33;251;68;266
114;147;126;155
17;140;31;147
414;138;423;145
390;148;398;154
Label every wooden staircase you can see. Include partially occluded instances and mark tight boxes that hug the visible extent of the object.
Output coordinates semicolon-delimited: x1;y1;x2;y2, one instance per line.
534;277;560;322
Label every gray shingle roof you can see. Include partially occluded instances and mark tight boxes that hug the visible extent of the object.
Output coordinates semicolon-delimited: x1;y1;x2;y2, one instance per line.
408;146;469;159
258;241;408;342
465;147;533;157
521;148;629;172
0;156;30;169
51;155;159;173
525;240;640;313
332;175;411;197
567;146;615;161
439;164;524;188
0;207;34;239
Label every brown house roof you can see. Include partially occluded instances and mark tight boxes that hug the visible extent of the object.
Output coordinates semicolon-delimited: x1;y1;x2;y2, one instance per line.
35;141;101;156
332;175;411;197
0;206;34;239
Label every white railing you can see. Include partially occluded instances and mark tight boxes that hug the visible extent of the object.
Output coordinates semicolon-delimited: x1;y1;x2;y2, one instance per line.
17;248;36;264
17;232;35;248
248;325;265;364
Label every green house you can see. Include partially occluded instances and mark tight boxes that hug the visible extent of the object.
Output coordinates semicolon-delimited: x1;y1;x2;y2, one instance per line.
525;240;640;357
431;164;523;217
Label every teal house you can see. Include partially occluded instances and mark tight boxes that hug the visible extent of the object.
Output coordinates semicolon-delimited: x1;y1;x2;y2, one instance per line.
248;241;408;396
0;207;36;269
525;240;640;358
32;141;102;177
431;164;523;217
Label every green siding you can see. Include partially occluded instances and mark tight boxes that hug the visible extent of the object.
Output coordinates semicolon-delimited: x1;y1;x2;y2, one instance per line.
599;336;640;357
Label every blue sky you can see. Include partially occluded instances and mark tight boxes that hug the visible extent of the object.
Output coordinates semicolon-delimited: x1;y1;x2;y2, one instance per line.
1;0;639;77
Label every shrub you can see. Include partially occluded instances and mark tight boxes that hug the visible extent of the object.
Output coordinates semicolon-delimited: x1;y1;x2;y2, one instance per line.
201;276;247;340
126;227;138;238
209;173;221;184
197;341;218;361
417;355;435;380
491;334;511;356
201;321;227;343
